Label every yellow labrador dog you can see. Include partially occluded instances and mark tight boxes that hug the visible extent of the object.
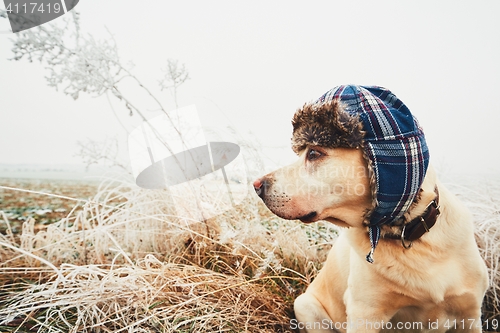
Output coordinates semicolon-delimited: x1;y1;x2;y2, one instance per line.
254;85;488;333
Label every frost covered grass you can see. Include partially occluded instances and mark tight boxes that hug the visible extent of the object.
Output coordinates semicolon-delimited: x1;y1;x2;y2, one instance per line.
0;177;336;332
0;173;498;332
445;175;500;327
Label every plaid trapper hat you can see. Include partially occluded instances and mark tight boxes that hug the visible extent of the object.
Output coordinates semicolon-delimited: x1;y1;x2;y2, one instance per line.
293;85;430;263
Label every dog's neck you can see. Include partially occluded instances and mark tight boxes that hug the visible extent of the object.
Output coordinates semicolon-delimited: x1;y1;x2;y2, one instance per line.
376;166;440;243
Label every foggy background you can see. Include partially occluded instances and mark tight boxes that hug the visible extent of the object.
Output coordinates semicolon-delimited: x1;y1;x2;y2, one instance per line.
1;1;499;180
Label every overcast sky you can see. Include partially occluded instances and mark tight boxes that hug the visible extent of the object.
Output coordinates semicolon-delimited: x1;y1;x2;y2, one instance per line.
1;1;499;177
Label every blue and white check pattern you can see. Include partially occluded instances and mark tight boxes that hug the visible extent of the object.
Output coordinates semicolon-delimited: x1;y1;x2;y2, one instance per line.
318;85;430;263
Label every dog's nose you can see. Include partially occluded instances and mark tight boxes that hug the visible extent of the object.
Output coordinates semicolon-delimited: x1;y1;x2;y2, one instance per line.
253;178;267;199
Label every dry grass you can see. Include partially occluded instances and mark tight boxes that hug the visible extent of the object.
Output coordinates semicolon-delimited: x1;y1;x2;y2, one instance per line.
0;176;336;332
446;176;500;328
0;173;498;332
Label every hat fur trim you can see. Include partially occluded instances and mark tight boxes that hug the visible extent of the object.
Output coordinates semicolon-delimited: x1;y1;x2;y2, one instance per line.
291;100;365;154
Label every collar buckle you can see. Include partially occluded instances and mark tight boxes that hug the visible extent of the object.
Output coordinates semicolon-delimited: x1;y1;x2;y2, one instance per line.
401;224;413;249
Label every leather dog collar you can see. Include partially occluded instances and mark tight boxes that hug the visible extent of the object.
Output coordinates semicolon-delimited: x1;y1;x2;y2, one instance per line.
383;186;440;248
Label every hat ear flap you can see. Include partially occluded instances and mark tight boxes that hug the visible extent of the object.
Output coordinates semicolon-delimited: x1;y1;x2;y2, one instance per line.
361;145;378;224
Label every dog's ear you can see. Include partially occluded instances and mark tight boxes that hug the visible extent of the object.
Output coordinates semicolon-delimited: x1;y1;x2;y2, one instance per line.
291;100;365;154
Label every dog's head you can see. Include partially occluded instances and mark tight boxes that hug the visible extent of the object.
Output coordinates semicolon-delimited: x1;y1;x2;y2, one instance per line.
254;100;374;228
254;85;430;233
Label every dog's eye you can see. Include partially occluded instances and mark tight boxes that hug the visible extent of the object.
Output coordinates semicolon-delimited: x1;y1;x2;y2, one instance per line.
307;149;322;161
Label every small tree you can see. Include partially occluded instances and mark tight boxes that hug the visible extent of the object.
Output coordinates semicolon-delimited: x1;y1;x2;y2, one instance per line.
159;59;190;108
9;11;189;121
8;11;190;167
